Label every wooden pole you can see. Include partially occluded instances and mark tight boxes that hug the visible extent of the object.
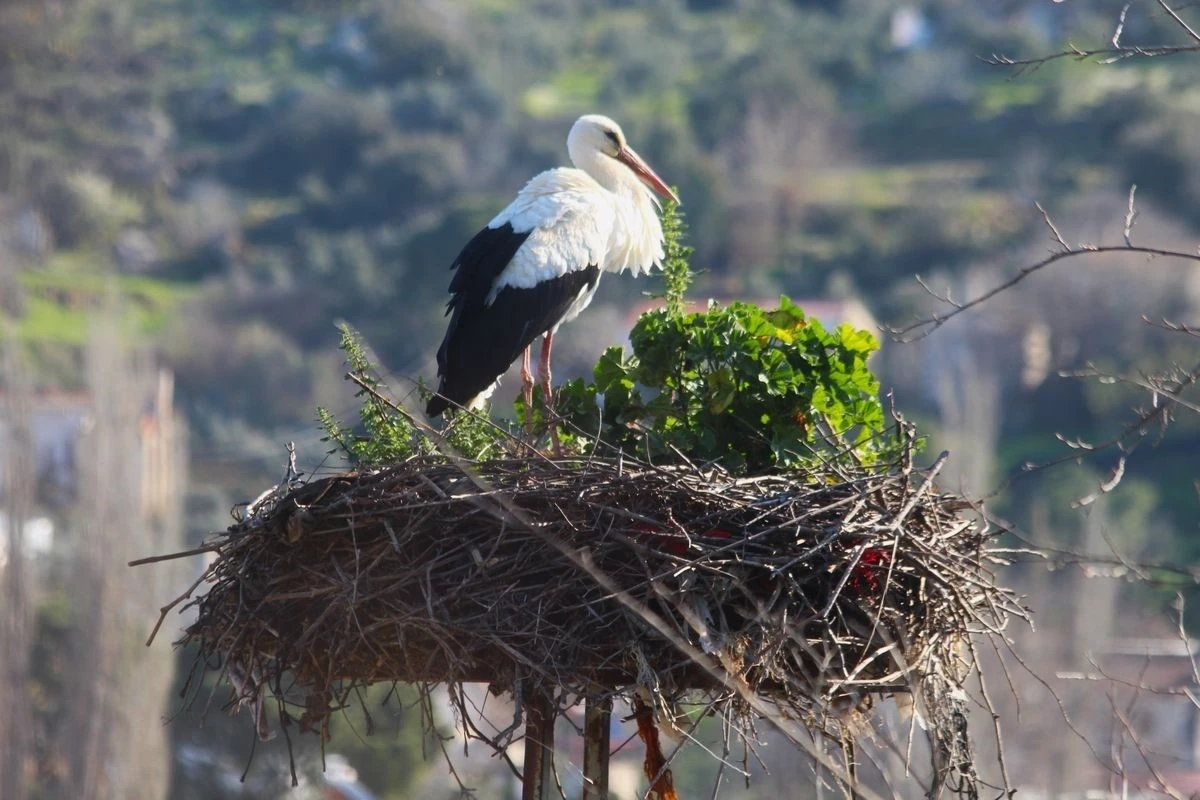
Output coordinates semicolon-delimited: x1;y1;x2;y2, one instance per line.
582;693;612;800
521;685;556;800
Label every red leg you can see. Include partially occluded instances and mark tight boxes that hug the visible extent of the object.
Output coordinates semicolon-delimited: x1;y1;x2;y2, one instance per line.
538;332;562;456
520;346;534;433
538;332;555;413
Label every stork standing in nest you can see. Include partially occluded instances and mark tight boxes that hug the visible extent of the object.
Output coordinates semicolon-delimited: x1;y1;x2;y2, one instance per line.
426;114;679;431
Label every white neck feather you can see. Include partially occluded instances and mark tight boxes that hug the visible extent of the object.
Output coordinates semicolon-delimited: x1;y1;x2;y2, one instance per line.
571;151;665;277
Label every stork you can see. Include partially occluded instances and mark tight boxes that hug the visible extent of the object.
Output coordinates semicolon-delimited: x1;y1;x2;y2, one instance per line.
426;114;679;428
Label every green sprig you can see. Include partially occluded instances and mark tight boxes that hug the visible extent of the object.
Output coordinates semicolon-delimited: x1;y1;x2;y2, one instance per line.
659;196;694;319
317;324;415;466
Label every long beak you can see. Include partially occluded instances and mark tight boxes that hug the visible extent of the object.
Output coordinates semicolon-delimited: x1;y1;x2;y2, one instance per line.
617;146;681;205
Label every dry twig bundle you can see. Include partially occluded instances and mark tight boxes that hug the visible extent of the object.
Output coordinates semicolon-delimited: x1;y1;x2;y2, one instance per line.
155;438;1021;795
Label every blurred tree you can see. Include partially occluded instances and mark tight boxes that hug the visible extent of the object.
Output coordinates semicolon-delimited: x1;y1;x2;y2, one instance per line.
366;1;474;84
46;317;185;799
238;92;391;193
0;321;36;800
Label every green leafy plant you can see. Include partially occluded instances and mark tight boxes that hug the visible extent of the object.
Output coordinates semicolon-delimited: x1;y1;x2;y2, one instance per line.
556;202;899;474
317;324;417;466
318;324;511;465
659;197;694;319
440;403;512;461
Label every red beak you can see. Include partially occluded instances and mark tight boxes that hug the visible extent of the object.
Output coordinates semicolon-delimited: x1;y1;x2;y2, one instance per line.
617;146;680;205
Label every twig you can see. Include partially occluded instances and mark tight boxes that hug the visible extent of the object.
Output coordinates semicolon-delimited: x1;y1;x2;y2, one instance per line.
1157;0;1200;43
983;43;1200;70
985;0;1200;69
1036;202;1071;252
143;567;212;647
1123;185;1138;246
128;541;223;566
1113;3;1132;48
891;243;1200;342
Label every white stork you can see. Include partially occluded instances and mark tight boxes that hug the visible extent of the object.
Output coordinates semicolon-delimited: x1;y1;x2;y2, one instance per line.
426;114;679;420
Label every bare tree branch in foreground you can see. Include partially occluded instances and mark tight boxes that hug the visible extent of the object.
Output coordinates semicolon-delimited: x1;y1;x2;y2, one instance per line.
984;0;1200;71
889;188;1200;344
891;189;1200;502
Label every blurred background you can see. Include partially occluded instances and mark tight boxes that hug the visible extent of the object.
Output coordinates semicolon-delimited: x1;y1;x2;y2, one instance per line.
1;0;1199;797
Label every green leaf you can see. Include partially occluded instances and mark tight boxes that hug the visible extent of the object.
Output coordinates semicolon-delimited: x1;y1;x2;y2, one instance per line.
706;365;737;414
594;346;631;390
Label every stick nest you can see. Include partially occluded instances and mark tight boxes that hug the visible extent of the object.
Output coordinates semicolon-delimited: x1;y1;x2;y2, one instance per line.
173;445;1020;794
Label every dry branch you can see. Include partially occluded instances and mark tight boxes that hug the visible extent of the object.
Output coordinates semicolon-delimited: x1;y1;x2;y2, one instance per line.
983;0;1200;70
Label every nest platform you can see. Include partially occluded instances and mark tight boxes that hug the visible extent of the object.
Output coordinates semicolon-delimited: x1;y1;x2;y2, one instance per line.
165;445;1018;773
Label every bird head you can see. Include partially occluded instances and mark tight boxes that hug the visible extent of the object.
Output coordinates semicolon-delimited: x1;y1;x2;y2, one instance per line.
568;114;680;205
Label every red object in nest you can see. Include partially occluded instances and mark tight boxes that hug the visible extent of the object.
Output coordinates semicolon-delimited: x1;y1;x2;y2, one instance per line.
631;522;734;557
848;546;892;596
633;696;680;800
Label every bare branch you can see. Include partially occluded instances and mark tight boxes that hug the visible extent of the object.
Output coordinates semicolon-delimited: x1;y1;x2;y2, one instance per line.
1157;0;1200;44
1123;184;1138;247
1036;202;1071;252
1113;3;1133;48
983;43;1200;71
1112;707;1190;800
889;241;1200;342
1072;454;1127;508
1065;361;1200;417
1147;316;1200;336
978;355;1200;507
987;0;1200;69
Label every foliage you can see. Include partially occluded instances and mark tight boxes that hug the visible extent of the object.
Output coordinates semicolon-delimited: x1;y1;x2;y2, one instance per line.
659;196;694;318
556;204;895;474
439;401;514;462
558;299;890;474
318;323;512;465
317;324;416;466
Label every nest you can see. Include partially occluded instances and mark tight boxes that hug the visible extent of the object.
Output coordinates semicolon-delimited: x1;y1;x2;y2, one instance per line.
162;444;1021;794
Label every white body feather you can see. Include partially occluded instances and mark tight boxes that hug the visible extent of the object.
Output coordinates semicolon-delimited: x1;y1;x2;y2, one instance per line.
485;166;665;320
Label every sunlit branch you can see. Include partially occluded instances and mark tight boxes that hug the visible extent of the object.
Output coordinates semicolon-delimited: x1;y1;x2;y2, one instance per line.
985;0;1200;71
888;199;1200;343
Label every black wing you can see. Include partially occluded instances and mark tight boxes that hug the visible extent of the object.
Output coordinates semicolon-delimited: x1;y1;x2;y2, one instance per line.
427;223;599;416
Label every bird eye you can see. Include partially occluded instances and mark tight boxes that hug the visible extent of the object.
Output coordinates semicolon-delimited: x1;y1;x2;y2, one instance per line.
603;129;620;148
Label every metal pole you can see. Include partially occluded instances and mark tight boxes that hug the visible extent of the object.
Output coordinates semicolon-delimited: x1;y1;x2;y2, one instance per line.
521;685;556;800
582;693;612;800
